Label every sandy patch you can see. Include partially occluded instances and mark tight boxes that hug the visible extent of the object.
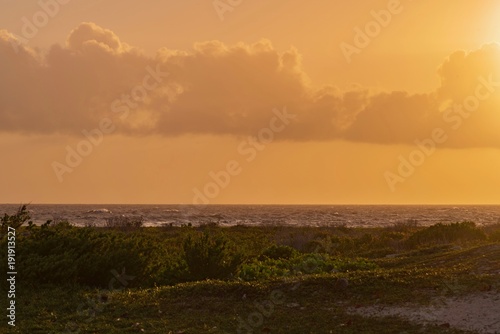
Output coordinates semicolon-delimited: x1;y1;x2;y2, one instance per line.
348;292;500;333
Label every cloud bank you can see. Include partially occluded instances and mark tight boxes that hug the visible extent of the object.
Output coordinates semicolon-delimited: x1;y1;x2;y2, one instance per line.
1;22;500;148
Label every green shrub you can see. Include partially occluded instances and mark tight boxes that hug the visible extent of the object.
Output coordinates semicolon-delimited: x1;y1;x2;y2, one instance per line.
239;259;292;281
260;244;298;260
9;224;174;288
406;222;486;248
182;230;245;281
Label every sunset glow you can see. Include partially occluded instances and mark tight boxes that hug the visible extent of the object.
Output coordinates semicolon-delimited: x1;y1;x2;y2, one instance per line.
1;0;500;204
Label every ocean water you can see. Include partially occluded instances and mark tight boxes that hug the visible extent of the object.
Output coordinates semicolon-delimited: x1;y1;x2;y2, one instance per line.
1;204;500;228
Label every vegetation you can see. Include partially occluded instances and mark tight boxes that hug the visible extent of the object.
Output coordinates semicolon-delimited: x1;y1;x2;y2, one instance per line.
183;230;245;281
406;221;487;247
0;205;499;333
1;204;32;234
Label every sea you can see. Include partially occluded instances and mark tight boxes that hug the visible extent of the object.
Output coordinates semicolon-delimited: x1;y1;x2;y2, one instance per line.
1;204;500;228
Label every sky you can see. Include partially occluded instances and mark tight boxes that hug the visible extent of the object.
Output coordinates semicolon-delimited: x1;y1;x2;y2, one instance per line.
2;0;500;204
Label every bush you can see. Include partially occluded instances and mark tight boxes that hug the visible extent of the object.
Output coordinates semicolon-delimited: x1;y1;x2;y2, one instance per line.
260;244;298;260
183;231;245;281
406;222;486;248
5;223;175;288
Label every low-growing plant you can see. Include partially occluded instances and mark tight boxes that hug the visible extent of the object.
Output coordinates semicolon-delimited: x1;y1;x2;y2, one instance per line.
239;253;377;281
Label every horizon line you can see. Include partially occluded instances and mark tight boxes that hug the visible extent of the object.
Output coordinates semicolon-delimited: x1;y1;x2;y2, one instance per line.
2;203;500;206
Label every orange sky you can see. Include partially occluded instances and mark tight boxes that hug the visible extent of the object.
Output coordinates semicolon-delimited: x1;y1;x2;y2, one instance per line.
2;0;500;204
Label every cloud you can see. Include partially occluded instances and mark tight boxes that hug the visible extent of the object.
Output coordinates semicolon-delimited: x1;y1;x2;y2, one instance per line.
66;22;129;54
437;44;500;101
1;23;500;148
344;92;441;144
0;22;150;134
